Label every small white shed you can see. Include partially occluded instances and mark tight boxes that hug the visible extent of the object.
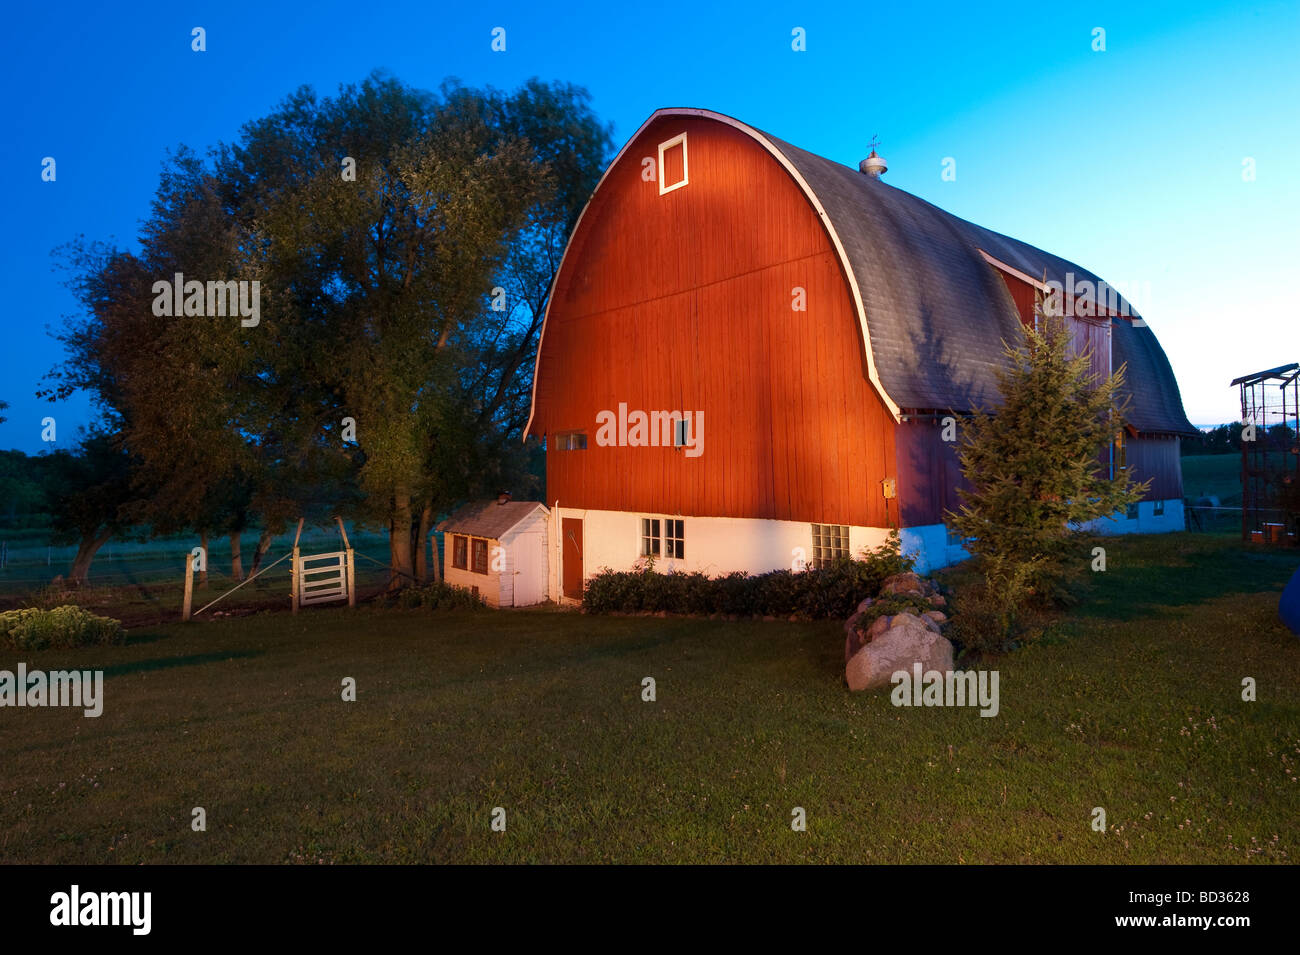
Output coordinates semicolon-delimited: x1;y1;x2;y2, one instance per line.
437;499;550;608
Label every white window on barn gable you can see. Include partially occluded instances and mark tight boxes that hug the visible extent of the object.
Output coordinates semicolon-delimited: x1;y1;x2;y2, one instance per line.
658;133;688;195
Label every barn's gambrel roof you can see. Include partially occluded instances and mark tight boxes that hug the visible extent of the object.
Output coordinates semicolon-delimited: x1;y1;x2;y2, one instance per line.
526;108;1197;438
757;127;1196;435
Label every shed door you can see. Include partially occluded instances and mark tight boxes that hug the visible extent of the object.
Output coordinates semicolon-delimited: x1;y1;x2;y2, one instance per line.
562;518;584;600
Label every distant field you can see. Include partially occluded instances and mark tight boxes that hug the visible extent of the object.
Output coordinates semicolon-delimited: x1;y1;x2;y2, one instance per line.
1181;454;1242;505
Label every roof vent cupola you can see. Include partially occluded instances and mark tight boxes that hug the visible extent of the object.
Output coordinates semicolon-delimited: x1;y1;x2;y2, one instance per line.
859;135;887;179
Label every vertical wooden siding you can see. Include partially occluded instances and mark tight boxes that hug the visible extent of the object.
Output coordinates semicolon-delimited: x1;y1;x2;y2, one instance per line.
1127;435;1183;500
895;419;967;527
531;117;896;526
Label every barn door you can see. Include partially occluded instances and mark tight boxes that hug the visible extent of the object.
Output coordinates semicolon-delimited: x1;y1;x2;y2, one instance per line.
562;518;584;600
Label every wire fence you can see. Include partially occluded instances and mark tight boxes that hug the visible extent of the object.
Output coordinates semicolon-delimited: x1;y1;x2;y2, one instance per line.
0;524;446;615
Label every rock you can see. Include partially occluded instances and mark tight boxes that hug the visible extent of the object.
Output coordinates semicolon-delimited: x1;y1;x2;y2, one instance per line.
846;615;955;691
789;614;800;622
844;626;868;663
762;615;776;622
879;572;927;597
856;597;874;614
924;610;947;624
844;611;865;636
869;614;892;639
927;594;947;608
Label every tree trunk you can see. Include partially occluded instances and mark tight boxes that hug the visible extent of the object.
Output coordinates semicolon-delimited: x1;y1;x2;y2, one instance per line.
199;531;209;589
431;532;443;583
250;529;273;575
388;488;415;592
68;530;111;586
414;504;433;585
230;531;244;582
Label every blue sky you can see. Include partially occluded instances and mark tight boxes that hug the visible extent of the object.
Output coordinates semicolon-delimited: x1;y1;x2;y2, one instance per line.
3;0;1296;453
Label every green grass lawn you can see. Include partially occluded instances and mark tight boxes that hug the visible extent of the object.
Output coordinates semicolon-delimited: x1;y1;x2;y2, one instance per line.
2;533;1297;864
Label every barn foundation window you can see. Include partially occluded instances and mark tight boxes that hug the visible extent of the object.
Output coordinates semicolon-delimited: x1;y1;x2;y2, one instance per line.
664;519;684;559
639;517;686;559
472;538;489;574
452;535;468;570
811;524;850;568
640;518;661;558
658;133;688;195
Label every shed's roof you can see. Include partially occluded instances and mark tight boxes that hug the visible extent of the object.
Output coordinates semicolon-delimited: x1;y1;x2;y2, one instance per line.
437;500;547;539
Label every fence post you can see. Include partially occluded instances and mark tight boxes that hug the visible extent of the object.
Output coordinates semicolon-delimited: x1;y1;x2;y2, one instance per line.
346;547;356;607
291;546;300;614
182;554;194;621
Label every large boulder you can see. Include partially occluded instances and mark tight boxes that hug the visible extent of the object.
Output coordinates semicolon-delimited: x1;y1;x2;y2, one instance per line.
844;612;896;663
846;614;954;691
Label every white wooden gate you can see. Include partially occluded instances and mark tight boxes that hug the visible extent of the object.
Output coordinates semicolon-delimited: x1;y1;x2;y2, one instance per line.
292;547;355;610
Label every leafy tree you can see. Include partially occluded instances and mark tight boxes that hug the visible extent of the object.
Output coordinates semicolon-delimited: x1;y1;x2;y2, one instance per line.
46;430;136;585
0;450;56;528
215;73;609;588
947;302;1148;642
45;73;613;592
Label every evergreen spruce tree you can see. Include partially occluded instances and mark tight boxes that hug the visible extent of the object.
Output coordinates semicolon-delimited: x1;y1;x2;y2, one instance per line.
947;296;1148;640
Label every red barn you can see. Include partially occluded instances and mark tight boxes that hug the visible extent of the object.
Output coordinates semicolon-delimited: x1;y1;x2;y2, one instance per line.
525;108;1196;603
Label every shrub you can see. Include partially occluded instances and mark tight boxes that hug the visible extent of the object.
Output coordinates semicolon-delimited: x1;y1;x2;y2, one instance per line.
947;305;1148;615
583;532;914;619
0;606;125;651
854;593;936;626
392;581;487;611
944;568;1049;657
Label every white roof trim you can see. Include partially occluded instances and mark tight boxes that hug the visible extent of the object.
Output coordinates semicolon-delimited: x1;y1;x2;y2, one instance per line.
524;107;902;439
977;249;1051;291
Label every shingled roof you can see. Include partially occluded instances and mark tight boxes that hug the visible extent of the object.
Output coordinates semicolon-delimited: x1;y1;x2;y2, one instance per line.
750;120;1197;436
436;500;547;539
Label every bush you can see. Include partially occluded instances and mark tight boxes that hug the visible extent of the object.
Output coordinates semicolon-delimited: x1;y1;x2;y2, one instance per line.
0;606;125;651
854;593;936;626
944;569;1049;657
392;581;487;611
583;532;913;619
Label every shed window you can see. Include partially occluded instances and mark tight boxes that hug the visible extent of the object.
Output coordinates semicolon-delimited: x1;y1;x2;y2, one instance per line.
811;524;850;568
658;133;688;195
452;535;468;570
555;431;587;451
640;518;661;558
1126;502;1140;521
1154;500;1165;516
472;538;489;575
